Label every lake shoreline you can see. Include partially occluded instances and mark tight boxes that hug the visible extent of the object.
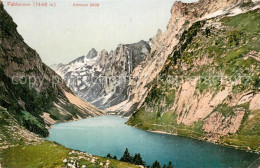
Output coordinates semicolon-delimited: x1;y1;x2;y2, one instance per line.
47;115;106;130
128;123;260;154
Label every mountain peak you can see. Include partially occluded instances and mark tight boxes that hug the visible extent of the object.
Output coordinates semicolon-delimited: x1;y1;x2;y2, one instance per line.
86;48;98;59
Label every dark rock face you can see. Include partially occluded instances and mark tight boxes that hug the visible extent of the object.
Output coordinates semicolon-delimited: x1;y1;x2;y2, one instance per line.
0;3;103;136
86;48;98;59
51;40;151;109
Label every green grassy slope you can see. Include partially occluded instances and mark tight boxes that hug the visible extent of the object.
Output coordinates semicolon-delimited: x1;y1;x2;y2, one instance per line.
0;141;140;168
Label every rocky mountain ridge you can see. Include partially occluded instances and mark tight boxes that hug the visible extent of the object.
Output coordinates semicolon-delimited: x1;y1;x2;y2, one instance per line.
51;40;151;110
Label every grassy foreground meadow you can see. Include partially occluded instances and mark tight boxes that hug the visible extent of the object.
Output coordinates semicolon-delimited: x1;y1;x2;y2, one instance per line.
0;141;140;168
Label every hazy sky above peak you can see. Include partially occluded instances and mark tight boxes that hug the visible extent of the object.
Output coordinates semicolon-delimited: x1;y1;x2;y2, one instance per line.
3;0;197;65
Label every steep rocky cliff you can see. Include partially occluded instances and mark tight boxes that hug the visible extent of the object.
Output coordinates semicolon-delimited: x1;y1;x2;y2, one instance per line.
108;0;260;115
127;0;260;152
0;3;103;137
51;40;151;110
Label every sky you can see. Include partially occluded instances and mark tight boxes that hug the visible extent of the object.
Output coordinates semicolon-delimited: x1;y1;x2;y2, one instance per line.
3;0;197;65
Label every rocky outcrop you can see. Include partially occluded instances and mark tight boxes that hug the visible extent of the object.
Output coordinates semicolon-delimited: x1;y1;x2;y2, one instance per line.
203;108;245;136
249;93;260;111
0;3;103;136
51;40;151;109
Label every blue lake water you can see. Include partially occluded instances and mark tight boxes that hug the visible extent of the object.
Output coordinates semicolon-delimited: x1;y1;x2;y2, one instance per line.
47;115;259;168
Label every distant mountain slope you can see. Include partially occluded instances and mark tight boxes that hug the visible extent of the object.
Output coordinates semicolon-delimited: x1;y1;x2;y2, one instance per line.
51;40;151;110
0;3;104;137
128;1;260;152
